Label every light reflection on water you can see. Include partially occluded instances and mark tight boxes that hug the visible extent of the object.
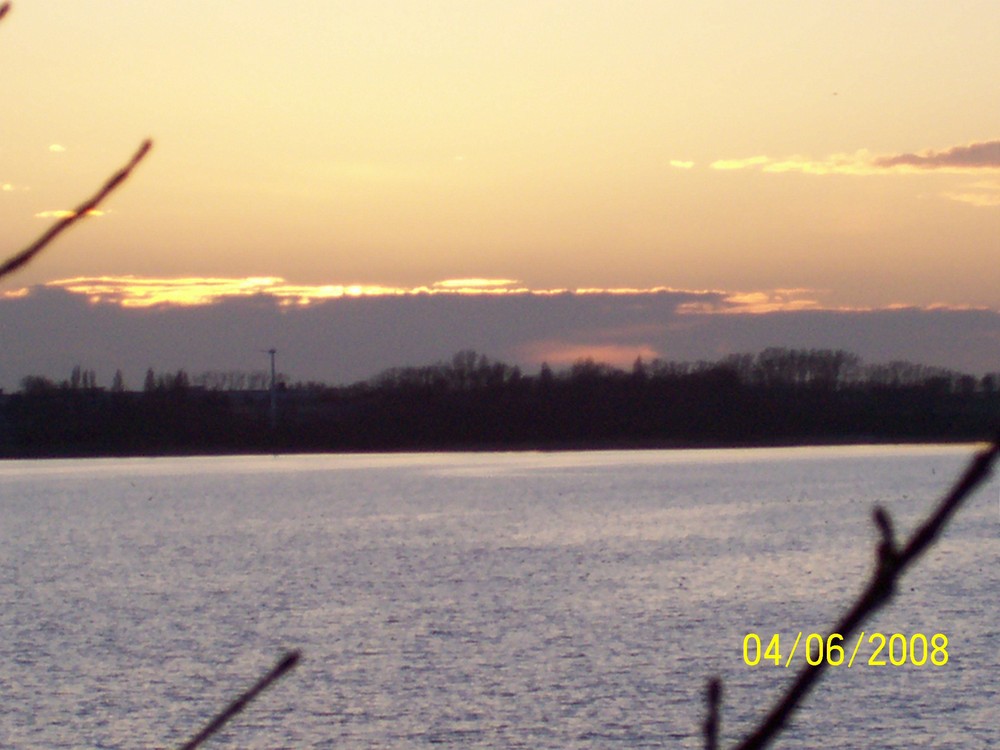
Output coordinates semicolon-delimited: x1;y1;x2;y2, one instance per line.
0;445;996;749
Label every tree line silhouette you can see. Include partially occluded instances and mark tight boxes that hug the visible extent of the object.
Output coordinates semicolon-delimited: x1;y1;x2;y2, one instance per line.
1;347;997;456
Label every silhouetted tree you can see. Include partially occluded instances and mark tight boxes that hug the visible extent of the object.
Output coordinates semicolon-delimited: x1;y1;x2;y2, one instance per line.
20;375;57;395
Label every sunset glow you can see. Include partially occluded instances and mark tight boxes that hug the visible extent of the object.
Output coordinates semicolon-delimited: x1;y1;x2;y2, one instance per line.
517;342;662;369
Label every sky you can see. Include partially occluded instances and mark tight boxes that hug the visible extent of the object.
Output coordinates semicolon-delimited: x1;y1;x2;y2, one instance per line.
1;1;998;388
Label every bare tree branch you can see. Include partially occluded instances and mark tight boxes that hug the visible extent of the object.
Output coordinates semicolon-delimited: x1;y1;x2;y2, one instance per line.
0;2;11;24
178;650;301;750
0;139;153;282
703;678;722;750
728;435;1000;750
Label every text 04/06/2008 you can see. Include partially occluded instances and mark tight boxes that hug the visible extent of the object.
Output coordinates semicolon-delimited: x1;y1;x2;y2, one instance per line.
742;632;949;668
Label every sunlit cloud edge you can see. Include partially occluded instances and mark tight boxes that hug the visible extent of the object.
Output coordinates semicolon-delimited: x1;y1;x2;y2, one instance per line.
2;276;992;316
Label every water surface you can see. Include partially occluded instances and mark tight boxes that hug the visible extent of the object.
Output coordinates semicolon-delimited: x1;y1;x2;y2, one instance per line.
0;445;996;748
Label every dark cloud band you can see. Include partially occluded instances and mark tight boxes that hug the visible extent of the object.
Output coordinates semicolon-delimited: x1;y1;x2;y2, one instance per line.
2;286;997;392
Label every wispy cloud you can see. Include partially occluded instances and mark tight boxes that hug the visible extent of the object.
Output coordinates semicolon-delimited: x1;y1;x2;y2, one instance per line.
940;179;1000;207
34;209;106;219
669;160;694;169
942;191;1000;208
48;144;66;153
710;151;882;175
707;140;1000;176
873;140;1000;171
762;152;877;175
710;155;770;171
432;278;523;290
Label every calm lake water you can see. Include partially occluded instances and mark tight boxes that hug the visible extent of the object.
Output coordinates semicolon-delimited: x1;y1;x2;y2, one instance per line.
0;445;996;749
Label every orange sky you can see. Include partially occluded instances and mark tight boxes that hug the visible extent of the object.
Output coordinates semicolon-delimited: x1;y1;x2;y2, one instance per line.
1;1;998;310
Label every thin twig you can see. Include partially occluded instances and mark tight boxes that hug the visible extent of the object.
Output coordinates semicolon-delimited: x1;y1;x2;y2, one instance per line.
729;435;1000;750
178;650;301;750
0;139;153;281
0;2;11;24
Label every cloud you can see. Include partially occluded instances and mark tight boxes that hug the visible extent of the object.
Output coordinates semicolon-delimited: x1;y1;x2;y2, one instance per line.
872;140;1000;171
942;191;1000;208
710;155;770;171
40;276;722;308
708;140;1000;176
940;179;1000;208
710;151;884;175
677;288;823;315
46;275;298;307
35;209;105;219
48;144;66;153
709;152;878;175
762;152;876;175
669;160;694;169
432;278;523;290
44;275;423;307
28;277;983;324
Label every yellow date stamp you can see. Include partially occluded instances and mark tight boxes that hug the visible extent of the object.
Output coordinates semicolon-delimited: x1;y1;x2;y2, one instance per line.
743;632;949;668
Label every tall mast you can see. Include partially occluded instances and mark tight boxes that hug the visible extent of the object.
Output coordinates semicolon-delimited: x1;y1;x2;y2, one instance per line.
267;348;277;429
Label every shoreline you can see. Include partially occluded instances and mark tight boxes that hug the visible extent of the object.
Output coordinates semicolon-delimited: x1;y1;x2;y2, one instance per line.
1;434;989;461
